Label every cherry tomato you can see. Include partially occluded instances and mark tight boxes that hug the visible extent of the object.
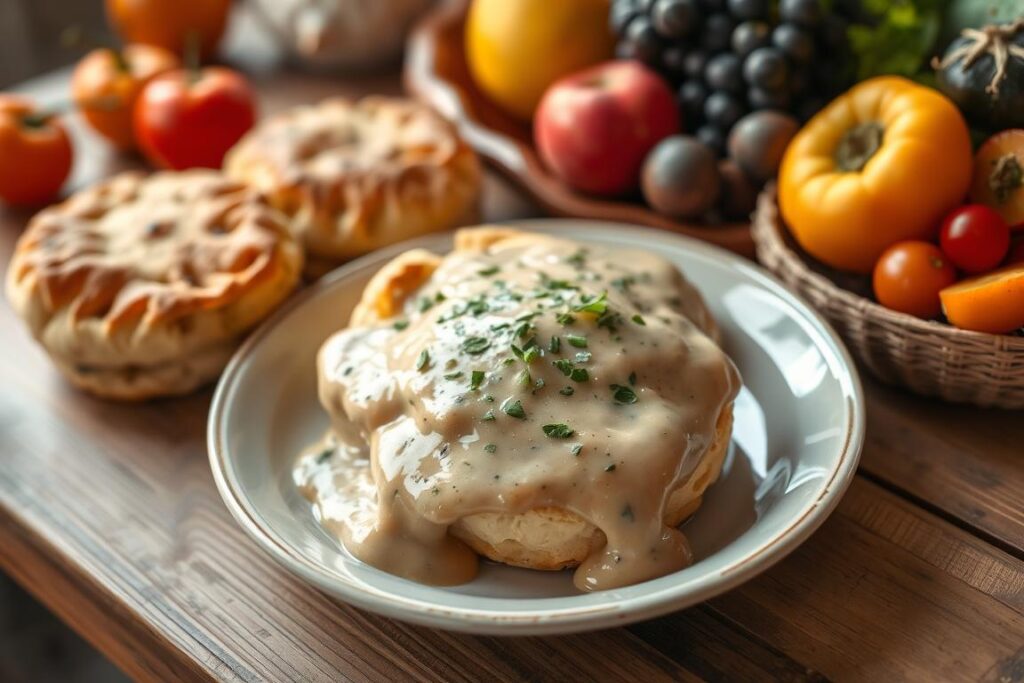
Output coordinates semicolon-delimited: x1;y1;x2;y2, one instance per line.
134;67;256;170
72;44;179;150
0;95;73;206
939;204;1010;273
873;241;957;318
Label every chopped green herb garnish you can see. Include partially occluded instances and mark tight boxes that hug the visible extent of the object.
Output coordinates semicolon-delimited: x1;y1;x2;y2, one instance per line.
542;423;575;438
628;371;637;386
632;314;646;326
443;371;463;380
575;351;592;363
570;368;589;382
435;291;447;302
570;443;583;456
481;410;496;422
511;344;526;361
484;443;497;453
610;383;638;404
553;359;574;376
461;337;491;355
533;378;545;391
393;320;409;331
566;334;587;348
417;297;434;312
566;249;587;267
573;291;608;314
560;386;575;396
416;349;430;371
315;448;332;464
501;398;526;419
556;312;576;325
549;336;561;353
478;265;500;276
523;345;540;363
482;394;495;403
502;357;516;366
621;504;634;521
597;310;623;331
611;275;636;292
490;322;511;332
604;463;617;472
470;370;485;390
514;321;532;339
516;369;532;387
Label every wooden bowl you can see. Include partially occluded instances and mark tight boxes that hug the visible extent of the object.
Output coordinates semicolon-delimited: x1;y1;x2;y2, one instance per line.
753;187;1024;409
403;0;754;257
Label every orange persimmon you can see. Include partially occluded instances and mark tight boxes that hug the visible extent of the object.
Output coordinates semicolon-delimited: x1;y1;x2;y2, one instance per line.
72;44;179;149
779;76;973;273
940;263;1024;333
0;96;73;206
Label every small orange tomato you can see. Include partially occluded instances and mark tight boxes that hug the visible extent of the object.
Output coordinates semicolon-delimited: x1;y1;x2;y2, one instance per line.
873;241;957;319
0;96;73;206
105;0;232;59
72;44;179;150
134;66;256;170
969;129;1024;229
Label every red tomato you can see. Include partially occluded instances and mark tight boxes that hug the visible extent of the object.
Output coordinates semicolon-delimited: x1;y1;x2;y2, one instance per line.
134;67;256;170
939;204;1010;273
873;241;957;318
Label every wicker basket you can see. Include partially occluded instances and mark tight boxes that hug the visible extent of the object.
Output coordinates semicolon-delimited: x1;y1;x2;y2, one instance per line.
753;188;1024;409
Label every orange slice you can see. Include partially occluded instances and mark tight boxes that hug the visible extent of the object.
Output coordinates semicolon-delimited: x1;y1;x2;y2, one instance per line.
940;263;1024;333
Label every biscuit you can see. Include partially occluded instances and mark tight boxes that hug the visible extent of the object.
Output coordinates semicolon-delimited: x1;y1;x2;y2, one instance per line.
224;97;481;274
6;170;303;400
342;226;735;572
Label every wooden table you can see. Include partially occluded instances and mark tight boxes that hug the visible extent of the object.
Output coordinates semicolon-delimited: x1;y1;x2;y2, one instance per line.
2;33;1023;683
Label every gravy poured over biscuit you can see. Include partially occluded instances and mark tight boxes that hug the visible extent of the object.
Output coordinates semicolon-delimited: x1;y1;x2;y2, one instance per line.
295;232;740;591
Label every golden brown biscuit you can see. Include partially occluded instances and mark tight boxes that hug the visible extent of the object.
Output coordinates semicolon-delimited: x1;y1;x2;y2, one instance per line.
224;97;482;274
6;170;303;400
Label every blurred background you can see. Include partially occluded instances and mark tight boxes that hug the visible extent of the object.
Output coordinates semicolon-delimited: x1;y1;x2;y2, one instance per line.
0;1;112;87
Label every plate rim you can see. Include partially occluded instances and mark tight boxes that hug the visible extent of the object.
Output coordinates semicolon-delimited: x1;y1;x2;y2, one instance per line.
208;219;865;635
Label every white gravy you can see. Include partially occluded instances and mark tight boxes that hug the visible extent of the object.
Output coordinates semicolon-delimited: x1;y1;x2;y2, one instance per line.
295;236;740;591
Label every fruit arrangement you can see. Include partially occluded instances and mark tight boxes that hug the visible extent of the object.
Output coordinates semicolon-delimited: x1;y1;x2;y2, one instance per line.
776;33;1024;338
457;0;955;229
0;0;248;207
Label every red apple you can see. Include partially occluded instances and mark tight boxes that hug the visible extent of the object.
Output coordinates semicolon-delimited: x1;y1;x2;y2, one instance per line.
534;60;680;196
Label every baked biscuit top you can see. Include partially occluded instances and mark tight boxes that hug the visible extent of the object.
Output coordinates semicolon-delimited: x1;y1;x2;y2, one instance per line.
7;170;302;336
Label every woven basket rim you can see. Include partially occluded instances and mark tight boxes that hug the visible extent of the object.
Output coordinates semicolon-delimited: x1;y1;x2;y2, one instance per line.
753;188;1024;352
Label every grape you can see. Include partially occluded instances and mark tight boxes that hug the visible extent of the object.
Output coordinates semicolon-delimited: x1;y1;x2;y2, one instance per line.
651;0;701;39
731;21;770;57
610;1;641;35
772;23;814;63
696;125;726;156
678;80;708;120
743;47;788;90
702;13;736;52
661;46;689;74
683;50;710;79
779;0;821;27
726;0;768;21
704;92;744;129
622;16;663;64
748;86;790;110
704;53;743;95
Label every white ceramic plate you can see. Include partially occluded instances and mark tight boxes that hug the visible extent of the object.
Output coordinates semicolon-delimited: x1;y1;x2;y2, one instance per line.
208;220;865;635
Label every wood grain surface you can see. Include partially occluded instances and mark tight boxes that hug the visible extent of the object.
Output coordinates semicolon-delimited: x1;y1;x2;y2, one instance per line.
1;15;1023;683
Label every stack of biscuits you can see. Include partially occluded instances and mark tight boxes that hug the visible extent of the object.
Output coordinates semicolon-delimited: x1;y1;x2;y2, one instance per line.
6;96;482;399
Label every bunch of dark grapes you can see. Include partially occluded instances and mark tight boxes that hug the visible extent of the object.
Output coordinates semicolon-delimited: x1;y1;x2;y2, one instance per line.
611;0;853;156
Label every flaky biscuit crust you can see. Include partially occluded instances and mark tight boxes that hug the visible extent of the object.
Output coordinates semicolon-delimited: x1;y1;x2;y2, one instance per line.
6;170;303;399
224;97;481;269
